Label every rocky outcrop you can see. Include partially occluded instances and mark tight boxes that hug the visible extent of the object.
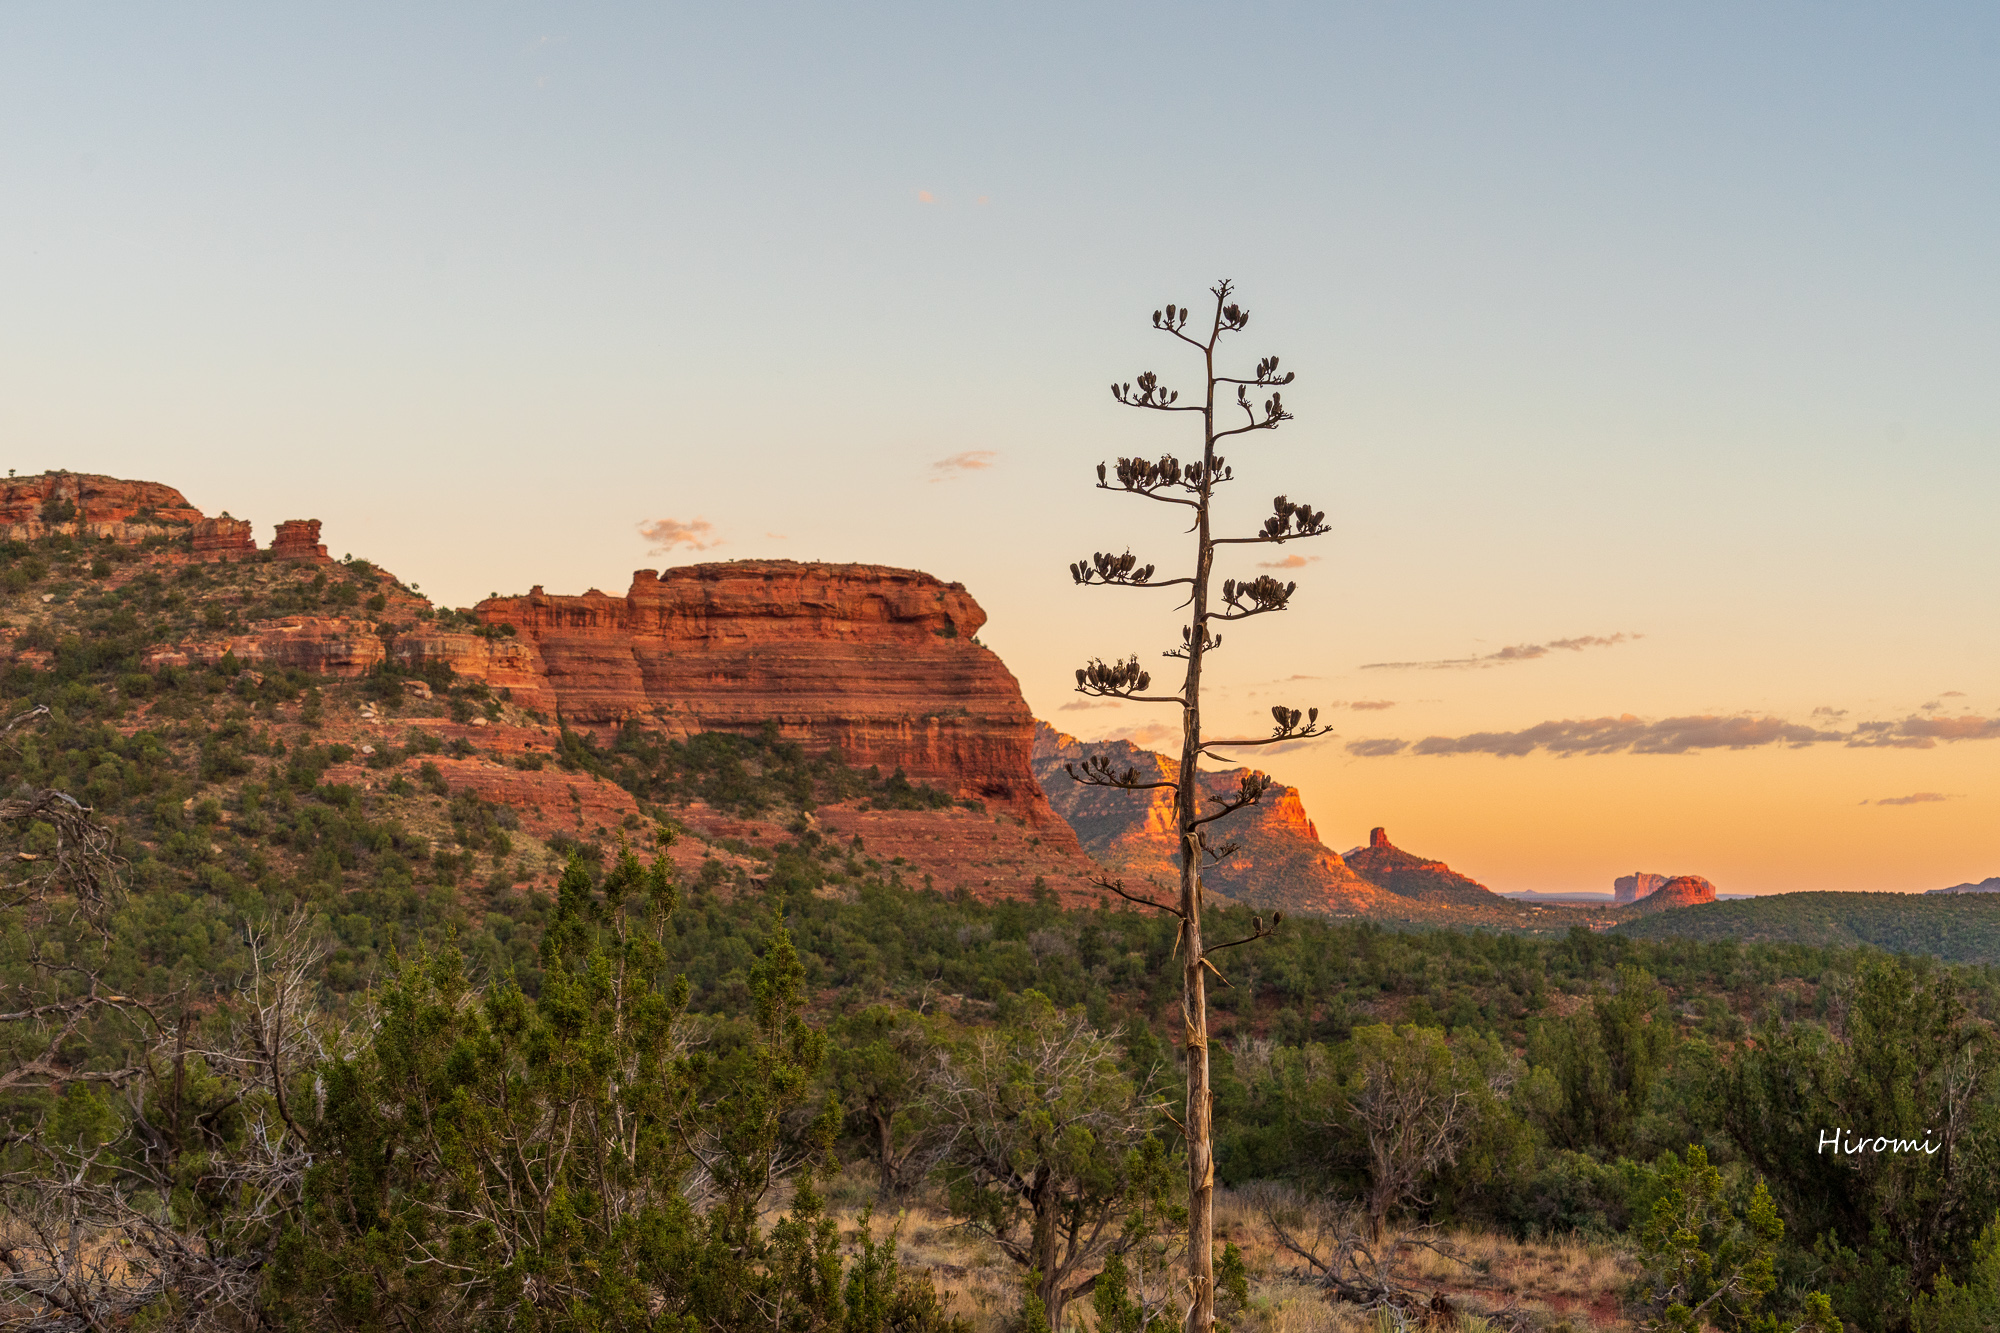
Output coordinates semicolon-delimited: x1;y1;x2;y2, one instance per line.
191;516;257;560
0;472;205;542
1626;875;1718;913
272;519;329;561
1030;724;1387;917
1344;828;1505;907
0;471;331;564
447;562;1070;830
1614;872;1672;904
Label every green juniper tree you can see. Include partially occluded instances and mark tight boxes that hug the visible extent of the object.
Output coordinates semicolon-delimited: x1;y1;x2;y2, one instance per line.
930;991;1179;1333
1067;280;1334;1333
268;849;890;1333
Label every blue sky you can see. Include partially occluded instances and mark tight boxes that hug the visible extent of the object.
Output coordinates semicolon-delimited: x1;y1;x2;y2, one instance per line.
4;4;1996;890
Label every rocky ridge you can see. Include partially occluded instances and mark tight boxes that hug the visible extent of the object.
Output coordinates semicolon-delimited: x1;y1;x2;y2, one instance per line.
0;472;1106;904
0;472;330;562
1927;877;2000;895
1032;724;1393;918
1343;827;1508;907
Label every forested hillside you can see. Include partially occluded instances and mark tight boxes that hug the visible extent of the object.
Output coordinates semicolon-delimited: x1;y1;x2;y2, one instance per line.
5;525;2000;1331
1615;891;2000;965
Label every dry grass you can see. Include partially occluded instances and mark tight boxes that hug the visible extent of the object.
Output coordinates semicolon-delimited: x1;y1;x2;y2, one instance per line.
818;1173;1644;1333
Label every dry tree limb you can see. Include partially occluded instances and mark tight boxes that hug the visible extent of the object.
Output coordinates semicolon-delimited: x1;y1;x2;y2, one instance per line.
0;787;126;924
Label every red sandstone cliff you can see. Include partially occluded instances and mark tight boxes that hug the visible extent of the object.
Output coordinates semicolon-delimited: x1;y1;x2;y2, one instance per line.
1030;723;1386;917
432;562;1065;829
144;618;391;677
1344;827;1506;907
1614;872;1673;904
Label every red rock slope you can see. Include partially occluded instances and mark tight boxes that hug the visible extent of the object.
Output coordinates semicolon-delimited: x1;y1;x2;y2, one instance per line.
1031;724;1386;917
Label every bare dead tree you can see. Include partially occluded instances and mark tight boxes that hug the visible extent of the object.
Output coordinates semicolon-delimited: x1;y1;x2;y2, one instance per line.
0;749;152;1101
0;913;336;1332
0;785;124;926
1068;280;1333;1333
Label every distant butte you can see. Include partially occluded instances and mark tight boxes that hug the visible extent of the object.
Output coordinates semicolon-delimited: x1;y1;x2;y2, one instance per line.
1344;827;1507;907
1614;872;1672;904
1626;875;1719;912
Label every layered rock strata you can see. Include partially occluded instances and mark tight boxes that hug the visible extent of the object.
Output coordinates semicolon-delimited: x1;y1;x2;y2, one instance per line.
435;562;1067;830
272;519;329;560
191;516;258;560
144;618;390;677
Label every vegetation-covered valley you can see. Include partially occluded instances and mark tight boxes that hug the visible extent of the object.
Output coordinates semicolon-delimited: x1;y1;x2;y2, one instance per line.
3;530;2000;1331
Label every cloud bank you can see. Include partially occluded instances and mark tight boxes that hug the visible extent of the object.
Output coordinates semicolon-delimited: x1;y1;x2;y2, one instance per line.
1344;711;2000;758
1361;633;1638;671
1865;792;1957;806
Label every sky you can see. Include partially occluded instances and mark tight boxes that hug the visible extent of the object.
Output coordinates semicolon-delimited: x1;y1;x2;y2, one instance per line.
3;4;1995;895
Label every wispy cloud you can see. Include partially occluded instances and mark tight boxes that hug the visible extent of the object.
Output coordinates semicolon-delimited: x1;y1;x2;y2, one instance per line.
1361;633;1639;671
1346;738;1409;757
1058;699;1122;712
1344;710;2000;758
1257;554;1319;570
638;517;721;552
1848;715;2000;748
929;450;997;481
1864;792;1958;806
1348;700;1397;711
